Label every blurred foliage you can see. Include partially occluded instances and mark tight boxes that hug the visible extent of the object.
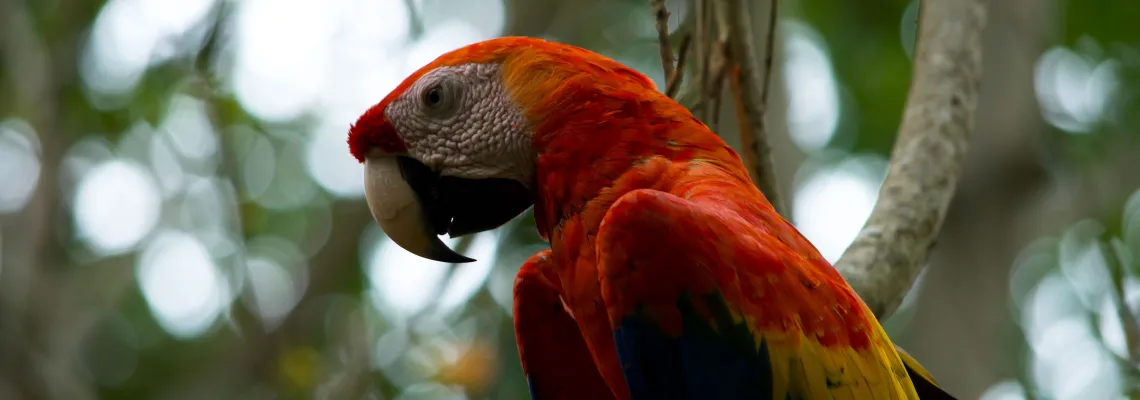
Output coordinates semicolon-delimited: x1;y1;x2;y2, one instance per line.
795;0;916;153
0;0;1138;399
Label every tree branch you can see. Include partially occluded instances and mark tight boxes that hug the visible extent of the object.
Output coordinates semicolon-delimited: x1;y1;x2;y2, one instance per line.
706;40;729;133
665;34;691;98
650;0;691;100
833;0;989;319
651;0;676;84
713;0;784;214
693;0;710;120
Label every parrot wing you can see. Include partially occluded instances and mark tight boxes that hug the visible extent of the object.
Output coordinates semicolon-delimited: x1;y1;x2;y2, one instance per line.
513;250;616;400
596;188;930;400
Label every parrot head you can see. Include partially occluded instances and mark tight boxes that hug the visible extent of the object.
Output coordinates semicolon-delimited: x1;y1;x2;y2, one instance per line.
347;37;661;263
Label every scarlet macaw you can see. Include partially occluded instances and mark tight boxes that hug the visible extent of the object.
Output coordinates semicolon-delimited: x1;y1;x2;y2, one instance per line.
348;37;954;400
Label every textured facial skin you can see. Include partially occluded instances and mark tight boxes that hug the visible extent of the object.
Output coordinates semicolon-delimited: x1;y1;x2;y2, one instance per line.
382;63;533;184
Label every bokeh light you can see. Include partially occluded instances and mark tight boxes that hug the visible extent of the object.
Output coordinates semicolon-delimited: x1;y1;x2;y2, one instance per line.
242;235;310;328
229;125;276;200
436;232;499;313
137;230;230;339
159;95;219;162
783;21;840;152
1012;219;1136;400
792;155;887;262
1098;279;1140;359
81;0;214;101
1034;43;1120;134
0;118;41;213
73;159;162;255
1123;187;1140;255
149;125;186;198
306;120;365;198
257;137;321;210
366;231;499;321
978;380;1026;400
233;0;335;121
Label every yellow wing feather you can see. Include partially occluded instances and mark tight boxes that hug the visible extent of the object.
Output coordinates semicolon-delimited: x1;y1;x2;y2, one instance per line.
761;305;921;399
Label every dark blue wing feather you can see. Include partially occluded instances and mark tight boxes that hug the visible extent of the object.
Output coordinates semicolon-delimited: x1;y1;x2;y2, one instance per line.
612;292;775;400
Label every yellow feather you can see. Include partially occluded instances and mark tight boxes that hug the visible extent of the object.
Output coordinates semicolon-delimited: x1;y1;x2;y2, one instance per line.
760;323;922;400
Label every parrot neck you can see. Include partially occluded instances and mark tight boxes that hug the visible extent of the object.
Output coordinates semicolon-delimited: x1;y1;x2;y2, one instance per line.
528;94;767;243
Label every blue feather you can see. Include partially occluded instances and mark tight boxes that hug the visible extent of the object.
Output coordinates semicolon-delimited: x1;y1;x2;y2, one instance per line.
612;292;775;400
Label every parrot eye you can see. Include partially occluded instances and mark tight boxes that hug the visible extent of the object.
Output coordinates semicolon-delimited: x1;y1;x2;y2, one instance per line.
426;88;442;105
420;78;461;117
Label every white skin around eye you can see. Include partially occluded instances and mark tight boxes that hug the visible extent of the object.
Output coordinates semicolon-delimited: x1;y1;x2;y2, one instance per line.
384;63;536;185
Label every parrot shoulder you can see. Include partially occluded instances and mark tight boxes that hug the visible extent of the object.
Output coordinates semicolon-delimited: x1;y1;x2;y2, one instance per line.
595;187;925;399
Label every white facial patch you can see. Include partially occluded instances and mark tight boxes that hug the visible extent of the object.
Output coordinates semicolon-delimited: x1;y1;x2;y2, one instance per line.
384;63;534;186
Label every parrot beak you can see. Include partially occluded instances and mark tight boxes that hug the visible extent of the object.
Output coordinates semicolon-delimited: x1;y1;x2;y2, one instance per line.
365;156;475;263
363;154;533;263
